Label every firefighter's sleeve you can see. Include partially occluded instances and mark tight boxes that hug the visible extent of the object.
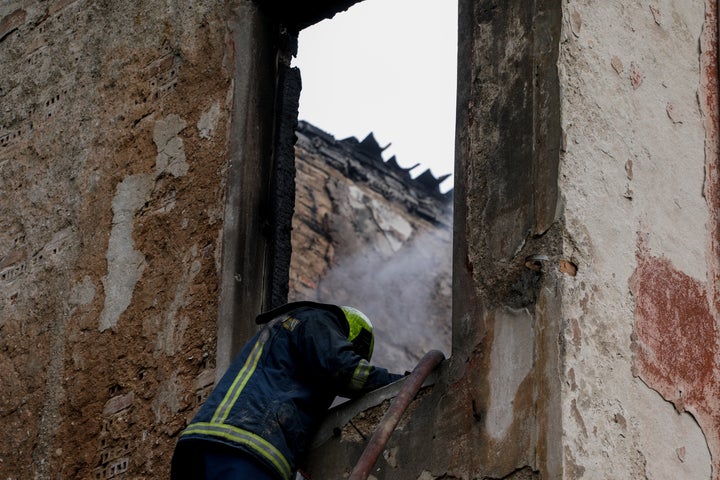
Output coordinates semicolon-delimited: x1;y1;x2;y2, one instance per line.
294;313;403;398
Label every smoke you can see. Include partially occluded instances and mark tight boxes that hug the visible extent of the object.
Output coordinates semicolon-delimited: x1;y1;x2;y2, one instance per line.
316;225;452;373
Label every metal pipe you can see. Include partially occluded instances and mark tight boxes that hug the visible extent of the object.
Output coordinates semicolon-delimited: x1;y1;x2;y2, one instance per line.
348;350;445;480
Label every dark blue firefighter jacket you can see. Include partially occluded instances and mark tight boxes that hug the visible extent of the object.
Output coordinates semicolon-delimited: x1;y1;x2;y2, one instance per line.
178;302;402;480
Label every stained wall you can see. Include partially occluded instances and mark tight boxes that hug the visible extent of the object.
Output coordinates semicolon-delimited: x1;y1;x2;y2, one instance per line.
305;0;565;477
1;0;718;479
0;1;235;478
559;0;719;477
306;0;720;479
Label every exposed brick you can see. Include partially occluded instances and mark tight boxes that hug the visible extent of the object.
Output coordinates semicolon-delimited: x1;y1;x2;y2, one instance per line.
102;392;135;417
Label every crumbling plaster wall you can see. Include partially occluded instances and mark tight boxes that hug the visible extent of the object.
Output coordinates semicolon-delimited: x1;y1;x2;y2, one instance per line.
559;0;718;478
305;0;720;479
304;0;564;477
2;0;716;478
0;0;246;478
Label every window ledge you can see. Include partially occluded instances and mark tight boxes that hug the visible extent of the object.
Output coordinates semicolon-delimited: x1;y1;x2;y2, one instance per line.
310;369;440;449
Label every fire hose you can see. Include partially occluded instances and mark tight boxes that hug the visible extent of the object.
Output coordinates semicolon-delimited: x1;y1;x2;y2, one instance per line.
347;349;445;480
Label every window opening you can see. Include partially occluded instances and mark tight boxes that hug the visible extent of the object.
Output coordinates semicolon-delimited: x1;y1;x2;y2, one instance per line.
289;0;457;373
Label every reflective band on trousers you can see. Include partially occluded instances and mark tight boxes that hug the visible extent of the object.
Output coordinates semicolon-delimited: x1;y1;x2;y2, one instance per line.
182;422;293;480
350;359;371;390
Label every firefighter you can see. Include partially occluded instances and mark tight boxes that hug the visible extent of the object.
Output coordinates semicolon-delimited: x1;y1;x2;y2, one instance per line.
170;301;403;480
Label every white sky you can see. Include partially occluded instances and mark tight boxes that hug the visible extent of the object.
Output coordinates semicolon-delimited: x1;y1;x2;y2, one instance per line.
293;0;458;193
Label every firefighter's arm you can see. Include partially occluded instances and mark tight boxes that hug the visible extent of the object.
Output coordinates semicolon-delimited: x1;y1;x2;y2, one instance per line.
295;313;403;397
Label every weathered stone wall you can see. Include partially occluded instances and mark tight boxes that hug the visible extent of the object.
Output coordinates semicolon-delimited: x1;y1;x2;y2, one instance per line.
0;1;232;478
559;0;718;477
290;121;453;373
1;0;717;479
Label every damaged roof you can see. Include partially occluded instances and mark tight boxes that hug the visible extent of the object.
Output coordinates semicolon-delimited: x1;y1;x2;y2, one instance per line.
296;121;453;224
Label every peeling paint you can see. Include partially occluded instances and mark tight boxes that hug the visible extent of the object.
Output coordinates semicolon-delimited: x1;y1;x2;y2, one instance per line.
633;246;719;475
611;55;624;74
633;379;712;479
152;372;181;425
157;245;202;355
153;114;188;178
631;0;720;477
630;62;645;90
486;308;534;440
99;174;153;331
197;102;220;140
633;251;717;395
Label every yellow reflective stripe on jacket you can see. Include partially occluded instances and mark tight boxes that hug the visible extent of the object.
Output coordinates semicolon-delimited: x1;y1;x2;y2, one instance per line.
182;421;292;480
211;339;265;424
350;359;372;390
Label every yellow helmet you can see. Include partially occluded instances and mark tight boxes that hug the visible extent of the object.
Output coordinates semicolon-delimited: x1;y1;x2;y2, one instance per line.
341;306;375;361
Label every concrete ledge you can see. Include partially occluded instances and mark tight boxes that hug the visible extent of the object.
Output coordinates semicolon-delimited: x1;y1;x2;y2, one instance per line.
310;370;439;449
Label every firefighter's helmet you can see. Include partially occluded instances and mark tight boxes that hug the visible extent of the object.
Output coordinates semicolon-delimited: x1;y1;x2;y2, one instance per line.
341;306;375;361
